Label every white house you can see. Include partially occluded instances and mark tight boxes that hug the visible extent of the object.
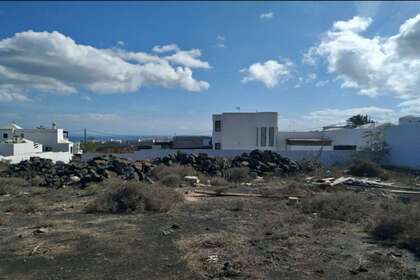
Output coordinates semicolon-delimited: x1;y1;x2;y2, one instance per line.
212;112;278;150
0;122;80;163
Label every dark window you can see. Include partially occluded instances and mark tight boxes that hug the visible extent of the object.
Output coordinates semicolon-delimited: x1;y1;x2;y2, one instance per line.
44;146;53;152
256;127;259;146
3;133;8;139
214;120;221;132
260;127;267;147
214;143;221;150
20;133;24;138
269;127;275;147
333;145;357;150
70;147;73;153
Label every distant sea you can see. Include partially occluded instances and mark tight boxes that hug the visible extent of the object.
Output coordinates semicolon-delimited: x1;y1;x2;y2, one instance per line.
69;135;172;143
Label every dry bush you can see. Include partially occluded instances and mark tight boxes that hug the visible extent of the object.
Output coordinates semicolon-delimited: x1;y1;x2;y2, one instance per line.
348;159;384;178
0;177;29;195
0;216;7;225
0;160;9;173
370;202;420;255
85;181;183;214
160;174;183;188
152;164;197;180
224;167;250;183
302;191;375;223
209;177;228;186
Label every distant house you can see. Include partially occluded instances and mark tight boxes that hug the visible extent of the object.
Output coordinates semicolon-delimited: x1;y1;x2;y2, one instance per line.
172;135;212;149
0;122;81;163
212;112;278;150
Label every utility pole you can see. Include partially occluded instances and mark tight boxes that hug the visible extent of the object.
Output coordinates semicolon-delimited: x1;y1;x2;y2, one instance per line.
84;128;87;144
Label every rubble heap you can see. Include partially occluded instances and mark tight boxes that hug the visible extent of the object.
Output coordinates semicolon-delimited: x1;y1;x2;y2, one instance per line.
3;150;303;188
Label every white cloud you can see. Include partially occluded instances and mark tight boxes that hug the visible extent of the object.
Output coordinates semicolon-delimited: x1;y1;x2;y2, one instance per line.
305;14;420;100
0;31;210;97
304;106;398;126
260;12;274;19
214;43;225;48
398;98;420;115
116;41;125;47
307;73;317;81
164;49;211;69
240;59;293;88
315;80;330;87
58;113;121;122
0;86;31;102
152;44;179;53
81;95;92;102
216;35;225;41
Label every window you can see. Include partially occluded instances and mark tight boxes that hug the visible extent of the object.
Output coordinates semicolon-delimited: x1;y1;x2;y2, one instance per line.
260;127;267;147
256;127;259;146
20;133;24;138
44;146;53;152
333;145;357;150
70;147;73;154
214;143;221;150
269;127;275;147
3;133;8;139
214;120;221;132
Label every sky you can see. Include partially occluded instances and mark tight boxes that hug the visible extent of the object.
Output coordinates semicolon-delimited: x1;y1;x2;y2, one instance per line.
1;1;420;136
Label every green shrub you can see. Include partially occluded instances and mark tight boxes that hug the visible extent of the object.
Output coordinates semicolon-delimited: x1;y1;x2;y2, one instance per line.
302;191;374;223
224;167;250;183
0;177;29;195
348;159;383;178
85;181;183;214
160;174;183;188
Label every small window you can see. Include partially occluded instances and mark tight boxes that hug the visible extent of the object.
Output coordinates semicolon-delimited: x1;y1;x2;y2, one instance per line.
260;127;267;147
214;143;221;150
20;133;24;138
333;145;357;151
269;127;275;147
70;147;73;154
214;120;221;132
3;133;8;139
256;127;259;146
44;146;53;152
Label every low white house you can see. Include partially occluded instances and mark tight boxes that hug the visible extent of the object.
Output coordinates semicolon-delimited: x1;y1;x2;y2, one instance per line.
0;122;80;163
212;112;278;150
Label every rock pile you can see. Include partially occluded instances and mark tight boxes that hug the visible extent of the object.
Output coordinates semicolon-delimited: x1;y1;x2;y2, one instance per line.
3;150;303;188
4;156;154;188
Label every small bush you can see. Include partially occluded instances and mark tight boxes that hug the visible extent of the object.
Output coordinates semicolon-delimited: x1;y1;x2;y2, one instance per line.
348;159;383;178
85;181;183;214
0;177;29;195
302;192;375;223
152;164;196;180
0;161;9;173
224;167;250;183
209;177;228;186
370;202;420;255
160;174;183;188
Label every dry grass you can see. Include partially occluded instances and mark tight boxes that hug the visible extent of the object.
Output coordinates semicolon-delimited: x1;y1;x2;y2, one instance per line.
209;177;228;186
224;167;250;183
152;164;197;180
0;177;29;195
85;181;184;214
4;196;41;214
160;174;183;188
302;191;377;224
370;202;420;255
177;231;263;279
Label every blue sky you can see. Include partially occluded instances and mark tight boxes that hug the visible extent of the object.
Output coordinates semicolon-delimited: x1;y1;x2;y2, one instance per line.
1;2;420;136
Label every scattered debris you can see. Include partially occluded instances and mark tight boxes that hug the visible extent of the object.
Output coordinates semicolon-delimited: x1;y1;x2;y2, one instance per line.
29;242;45;256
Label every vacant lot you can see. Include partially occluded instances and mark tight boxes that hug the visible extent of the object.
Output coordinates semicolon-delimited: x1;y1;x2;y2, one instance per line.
0;170;419;279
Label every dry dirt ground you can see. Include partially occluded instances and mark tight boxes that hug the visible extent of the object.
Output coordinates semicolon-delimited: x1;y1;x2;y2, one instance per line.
0;176;419;280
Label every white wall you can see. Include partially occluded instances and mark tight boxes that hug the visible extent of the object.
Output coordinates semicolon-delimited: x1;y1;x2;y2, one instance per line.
12;141;42;155
20;129;72;152
384;124;420;169
0;151;73;164
212;112;277;151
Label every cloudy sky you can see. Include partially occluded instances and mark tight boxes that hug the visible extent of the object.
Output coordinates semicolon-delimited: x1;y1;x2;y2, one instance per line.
1;2;420;135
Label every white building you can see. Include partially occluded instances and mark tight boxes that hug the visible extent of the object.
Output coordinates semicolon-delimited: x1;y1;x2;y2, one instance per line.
212;112;278;150
398;115;420;125
0;122;80;163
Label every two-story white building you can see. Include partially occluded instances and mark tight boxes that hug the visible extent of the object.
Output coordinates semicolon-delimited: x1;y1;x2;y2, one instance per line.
212;112;278;150
0;122;80;163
